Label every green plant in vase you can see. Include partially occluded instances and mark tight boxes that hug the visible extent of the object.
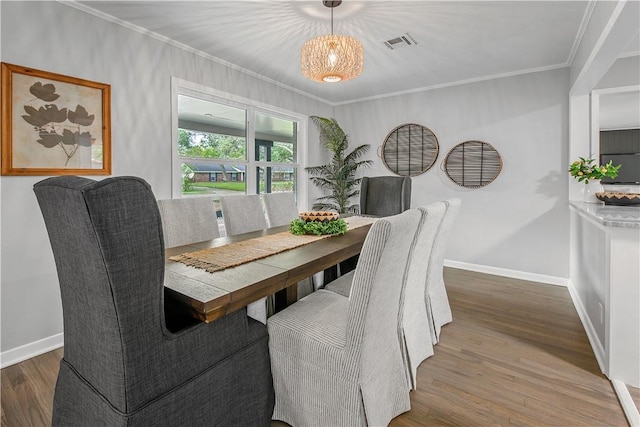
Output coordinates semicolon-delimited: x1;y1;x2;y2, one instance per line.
569;157;620;184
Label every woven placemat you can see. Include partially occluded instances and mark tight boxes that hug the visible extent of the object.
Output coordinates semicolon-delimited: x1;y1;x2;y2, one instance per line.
170;216;377;273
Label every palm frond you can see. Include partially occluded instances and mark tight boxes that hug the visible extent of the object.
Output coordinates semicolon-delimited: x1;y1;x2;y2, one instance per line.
308;116;371;214
344;145;372;163
309;177;337;190
312;202;339;212
310;116;347;154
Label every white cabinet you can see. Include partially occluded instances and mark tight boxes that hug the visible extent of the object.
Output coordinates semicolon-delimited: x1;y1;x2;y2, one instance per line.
570;202;640;388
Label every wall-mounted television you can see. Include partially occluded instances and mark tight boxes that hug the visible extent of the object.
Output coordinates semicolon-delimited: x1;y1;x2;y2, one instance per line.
600;153;640;184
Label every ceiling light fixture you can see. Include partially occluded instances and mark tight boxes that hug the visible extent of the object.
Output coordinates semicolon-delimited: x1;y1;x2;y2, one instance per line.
301;1;363;83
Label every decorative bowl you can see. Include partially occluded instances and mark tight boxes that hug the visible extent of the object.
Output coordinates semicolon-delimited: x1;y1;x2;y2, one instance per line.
595;192;640;206
299;211;340;222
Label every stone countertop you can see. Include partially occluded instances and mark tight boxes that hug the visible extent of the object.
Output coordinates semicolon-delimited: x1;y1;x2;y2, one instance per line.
570;201;640;229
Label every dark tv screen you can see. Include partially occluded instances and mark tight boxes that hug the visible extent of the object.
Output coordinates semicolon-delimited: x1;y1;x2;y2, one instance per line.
600;153;640;184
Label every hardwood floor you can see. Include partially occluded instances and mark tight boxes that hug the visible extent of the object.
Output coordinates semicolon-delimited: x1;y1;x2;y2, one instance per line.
1;268;629;426
628;385;640;417
1;347;61;426
391;268;627;426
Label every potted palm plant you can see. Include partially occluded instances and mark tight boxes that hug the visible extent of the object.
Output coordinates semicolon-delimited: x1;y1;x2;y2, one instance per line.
307;116;372;214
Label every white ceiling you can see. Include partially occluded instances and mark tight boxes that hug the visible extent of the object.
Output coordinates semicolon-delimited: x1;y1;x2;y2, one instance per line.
75;1;637;105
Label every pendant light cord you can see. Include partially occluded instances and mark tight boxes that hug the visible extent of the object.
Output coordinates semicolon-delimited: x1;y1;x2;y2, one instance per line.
331;5;334;35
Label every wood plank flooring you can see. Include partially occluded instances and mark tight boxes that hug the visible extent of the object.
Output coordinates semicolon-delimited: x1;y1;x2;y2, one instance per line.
1;268;629;426
390;268;628;426
629;385;640;412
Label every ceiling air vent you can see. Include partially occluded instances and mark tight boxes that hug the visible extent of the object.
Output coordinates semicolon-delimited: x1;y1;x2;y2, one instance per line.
383;33;417;50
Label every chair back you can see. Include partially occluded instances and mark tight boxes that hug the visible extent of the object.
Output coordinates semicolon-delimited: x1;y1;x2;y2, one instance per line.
360;176;412;216
157;197;219;248
263;192;298;227
33;176;165;411
401;201;446;388
425;197;462;341
219;194;270;322
346;209;421;422
219;194;268;236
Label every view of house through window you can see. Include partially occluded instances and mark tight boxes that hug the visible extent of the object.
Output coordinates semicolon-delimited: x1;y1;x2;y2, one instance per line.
177;93;300;215
254;111;298;195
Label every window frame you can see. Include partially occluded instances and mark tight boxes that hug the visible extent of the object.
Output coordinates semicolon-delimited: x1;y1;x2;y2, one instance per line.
171;78;307;205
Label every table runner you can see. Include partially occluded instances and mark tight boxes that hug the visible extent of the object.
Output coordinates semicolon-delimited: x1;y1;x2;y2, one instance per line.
169;216;377;273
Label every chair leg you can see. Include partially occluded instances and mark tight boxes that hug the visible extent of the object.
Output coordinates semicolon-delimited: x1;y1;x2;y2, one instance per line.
312;272;324;290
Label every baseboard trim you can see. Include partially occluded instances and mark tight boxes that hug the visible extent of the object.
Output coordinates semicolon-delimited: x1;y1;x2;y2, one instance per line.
612;379;640;427
444;260;569;287
566;280;606;373
0;333;64;369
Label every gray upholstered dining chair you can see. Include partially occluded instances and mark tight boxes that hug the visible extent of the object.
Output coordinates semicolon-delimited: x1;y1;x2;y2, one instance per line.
263;192;318;297
34;176;274;427
263;192;298;228
219;194;268;236
359;175;412;216
157;197;219;249
267;209;421;426
426;197;461;343
324;202;446;390
219;194;270;322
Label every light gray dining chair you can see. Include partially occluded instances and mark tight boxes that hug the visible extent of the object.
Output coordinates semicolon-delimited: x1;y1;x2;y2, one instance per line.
324;202;446;390
219;194;269;323
157;197;219;249
263;192;318;297
267;209;421;426
426;197;461;343
401;202;446;388
263;192;298;228
219;194;268;236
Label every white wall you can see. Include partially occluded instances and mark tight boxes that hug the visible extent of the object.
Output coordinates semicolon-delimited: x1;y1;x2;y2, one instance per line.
0;1;332;359
335;68;570;278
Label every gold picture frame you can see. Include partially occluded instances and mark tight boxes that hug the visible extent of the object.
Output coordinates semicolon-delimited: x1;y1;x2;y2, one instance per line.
1;63;111;175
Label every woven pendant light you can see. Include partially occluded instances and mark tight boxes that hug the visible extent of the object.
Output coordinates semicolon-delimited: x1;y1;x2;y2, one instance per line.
301;1;363;83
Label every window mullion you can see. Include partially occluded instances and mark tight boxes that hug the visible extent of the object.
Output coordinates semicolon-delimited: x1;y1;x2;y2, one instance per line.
246;106;257;194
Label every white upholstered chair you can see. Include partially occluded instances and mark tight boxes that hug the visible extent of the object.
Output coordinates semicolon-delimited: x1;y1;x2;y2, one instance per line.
426;198;461;343
400;202;446;388
219;194;269;323
324;202;447;390
327;199;461;344
219;194;268;236
263;192;319;297
267;209;421;426
157;197;219;249
263;192;298;227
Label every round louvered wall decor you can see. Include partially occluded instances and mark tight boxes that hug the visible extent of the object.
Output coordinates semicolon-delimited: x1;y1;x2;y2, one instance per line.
442;140;502;188
380;123;439;176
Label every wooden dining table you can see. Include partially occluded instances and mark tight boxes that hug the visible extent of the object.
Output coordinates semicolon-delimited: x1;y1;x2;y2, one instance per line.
164;220;373;323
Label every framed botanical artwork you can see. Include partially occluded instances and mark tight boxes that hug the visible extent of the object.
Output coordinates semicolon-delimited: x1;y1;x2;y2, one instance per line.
1;63;111;175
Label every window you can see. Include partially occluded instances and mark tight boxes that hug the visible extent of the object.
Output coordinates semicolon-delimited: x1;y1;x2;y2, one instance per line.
255;111;298;196
177;95;248;196
172;80;305;212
